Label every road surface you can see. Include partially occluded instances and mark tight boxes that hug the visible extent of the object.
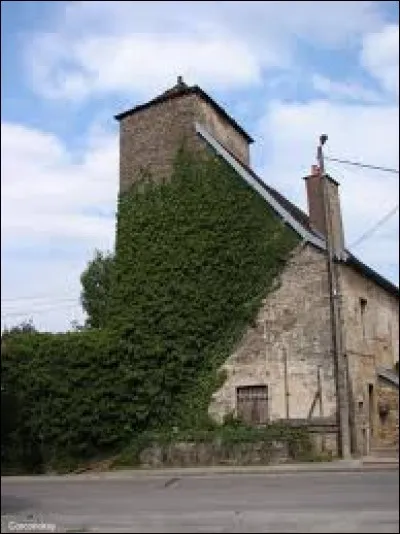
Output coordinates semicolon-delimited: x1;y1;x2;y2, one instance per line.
1;470;399;532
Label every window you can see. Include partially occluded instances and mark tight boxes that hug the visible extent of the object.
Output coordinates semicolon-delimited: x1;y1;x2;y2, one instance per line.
368;383;374;437
236;385;268;425
360;297;367;339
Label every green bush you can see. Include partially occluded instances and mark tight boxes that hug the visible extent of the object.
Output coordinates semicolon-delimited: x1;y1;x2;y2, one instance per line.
1;149;299;472
1;329;129;471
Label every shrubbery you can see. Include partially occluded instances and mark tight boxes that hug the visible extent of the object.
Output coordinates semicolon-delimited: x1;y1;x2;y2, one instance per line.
1;149;299;472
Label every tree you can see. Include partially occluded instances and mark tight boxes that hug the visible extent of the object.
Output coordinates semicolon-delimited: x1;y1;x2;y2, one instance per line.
2;319;36;337
80;250;114;329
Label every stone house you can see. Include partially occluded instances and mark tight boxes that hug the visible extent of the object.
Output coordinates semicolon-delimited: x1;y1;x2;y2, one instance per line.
115;77;399;458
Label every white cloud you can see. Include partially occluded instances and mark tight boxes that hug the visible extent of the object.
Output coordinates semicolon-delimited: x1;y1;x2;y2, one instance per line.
26;1;386;100
1;122;118;240
61;1;383;47
2;95;398;333
30;33;262;100
1;122;118;332
361;24;399;97
311;74;383;103
3;0;398;334
255;99;399;284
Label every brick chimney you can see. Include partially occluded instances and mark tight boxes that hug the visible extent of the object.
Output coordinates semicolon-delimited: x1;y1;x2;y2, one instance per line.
304;165;345;258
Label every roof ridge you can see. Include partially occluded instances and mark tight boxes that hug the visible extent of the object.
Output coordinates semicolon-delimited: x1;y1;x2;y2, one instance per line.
114;81;254;143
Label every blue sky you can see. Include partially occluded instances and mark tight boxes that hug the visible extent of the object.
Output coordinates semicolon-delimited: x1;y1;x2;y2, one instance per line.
1;1;399;332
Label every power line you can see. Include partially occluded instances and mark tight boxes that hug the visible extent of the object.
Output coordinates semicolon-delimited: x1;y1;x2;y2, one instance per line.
349;205;399;249
1;302;82;319
1;298;79;309
1;293;78;304
325;156;399;175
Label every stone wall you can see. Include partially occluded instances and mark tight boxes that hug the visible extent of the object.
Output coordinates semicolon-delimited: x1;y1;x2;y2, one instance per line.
209;243;337;433
118;93;250;193
139;440;290;468
116;83;398;459
340;264;399;370
339;263;399;453
119;93;199;193
137;421;337;468
196;99;250;165
376;380;399;449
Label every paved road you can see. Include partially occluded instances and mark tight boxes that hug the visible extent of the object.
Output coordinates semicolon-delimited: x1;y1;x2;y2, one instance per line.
1;470;399;533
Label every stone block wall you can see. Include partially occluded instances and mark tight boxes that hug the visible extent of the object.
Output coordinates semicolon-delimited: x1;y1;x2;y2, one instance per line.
339;263;399;454
119;93;200;193
376;381;399;449
139;440;290;468
209;243;337;429
118;92;251;193
196;99;250;165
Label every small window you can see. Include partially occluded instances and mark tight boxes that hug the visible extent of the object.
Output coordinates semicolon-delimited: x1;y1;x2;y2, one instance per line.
360;297;367;339
236;385;268;425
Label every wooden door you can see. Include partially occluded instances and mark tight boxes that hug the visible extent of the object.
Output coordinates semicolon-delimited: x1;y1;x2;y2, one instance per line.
236;385;268;425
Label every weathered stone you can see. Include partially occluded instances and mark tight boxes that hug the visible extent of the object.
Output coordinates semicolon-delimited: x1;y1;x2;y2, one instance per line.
340;263;399;454
117;81;399;461
139;440;291;468
209;243;337;425
117;90;250;193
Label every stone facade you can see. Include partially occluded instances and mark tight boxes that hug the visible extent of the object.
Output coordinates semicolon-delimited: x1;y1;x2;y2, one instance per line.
339;263;399;454
196;98;250;165
119;93;199;193
117;88;250;193
376;380;399;450
208;243;399;456
209;243;338;454
115;80;398;458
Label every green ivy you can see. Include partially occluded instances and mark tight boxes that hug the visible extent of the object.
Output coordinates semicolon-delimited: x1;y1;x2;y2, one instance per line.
1;148;300;472
108;149;299;430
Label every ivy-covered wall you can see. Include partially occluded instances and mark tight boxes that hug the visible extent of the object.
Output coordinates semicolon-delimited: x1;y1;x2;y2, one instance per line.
1;149;300;471
108;149;300;428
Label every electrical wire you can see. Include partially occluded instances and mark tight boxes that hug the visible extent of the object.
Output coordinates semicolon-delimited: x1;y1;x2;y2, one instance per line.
348;205;399;249
1;302;81;319
1;293;78;304
1;298;79;311
325;156;399;175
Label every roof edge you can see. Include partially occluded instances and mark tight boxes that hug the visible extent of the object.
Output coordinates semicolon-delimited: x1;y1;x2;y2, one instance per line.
344;253;399;297
115;85;254;143
195;122;399;299
195;121;325;249
377;366;399;387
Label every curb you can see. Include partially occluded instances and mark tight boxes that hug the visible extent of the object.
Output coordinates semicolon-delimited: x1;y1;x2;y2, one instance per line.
2;460;398;483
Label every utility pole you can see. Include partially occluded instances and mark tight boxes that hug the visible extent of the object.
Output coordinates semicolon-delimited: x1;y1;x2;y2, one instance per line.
317;135;351;459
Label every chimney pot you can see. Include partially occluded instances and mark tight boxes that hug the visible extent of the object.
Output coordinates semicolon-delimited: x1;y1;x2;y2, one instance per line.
311;164;321;176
